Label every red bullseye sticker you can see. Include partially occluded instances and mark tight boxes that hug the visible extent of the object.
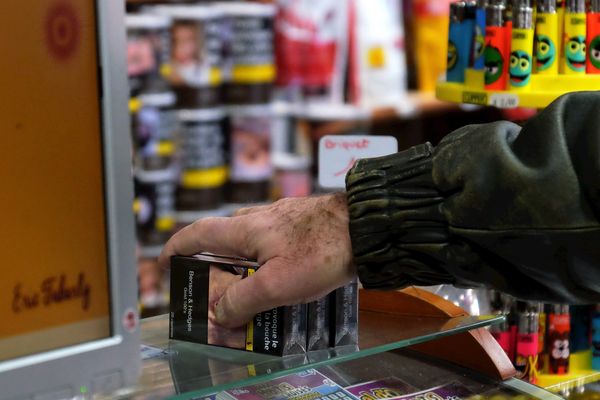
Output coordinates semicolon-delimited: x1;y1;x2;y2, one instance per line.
122;308;139;333
45;2;80;61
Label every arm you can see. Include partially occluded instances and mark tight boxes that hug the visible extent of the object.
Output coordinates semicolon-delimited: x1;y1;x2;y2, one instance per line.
160;91;600;328
347;91;600;303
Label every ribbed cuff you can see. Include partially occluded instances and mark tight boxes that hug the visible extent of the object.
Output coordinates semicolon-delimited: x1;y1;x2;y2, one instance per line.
345;143;454;289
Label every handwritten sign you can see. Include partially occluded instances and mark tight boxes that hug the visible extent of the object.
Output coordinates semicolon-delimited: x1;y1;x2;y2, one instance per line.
318;135;398;189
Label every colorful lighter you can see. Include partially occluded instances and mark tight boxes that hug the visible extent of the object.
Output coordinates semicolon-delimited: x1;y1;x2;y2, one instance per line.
587;0;600;73
547;305;570;375
447;1;475;82
557;0;565;65
537;304;547;373
535;0;559;74
491;312;512;356
593;305;600;371
485;4;510;89
510;5;534;90
563;0;586;74
472;0;488;69
516;310;540;384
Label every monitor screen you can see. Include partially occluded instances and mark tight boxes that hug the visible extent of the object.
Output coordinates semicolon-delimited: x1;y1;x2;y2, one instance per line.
0;0;111;362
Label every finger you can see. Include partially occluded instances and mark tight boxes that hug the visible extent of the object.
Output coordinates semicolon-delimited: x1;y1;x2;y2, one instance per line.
232;204;269;217
213;257;317;328
158;217;256;269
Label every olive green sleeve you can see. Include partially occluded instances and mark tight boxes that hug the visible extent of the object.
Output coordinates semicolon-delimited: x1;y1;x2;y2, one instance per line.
346;92;600;303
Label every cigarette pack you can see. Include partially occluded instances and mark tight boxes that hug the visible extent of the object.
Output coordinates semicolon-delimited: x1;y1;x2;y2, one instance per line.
169;254;307;356
330;279;359;348
307;296;331;351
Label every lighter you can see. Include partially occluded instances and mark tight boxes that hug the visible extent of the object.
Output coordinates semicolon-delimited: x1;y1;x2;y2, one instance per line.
535;0;559;74
485;3;510;89
563;0;586;74
472;0;489;69
587;0;600;73
510;5;534;89
515;309;540;384
448;1;475;82
592;305;600;370
547;304;571;375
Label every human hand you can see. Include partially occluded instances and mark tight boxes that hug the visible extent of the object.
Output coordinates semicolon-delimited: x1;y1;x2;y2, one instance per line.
159;193;355;328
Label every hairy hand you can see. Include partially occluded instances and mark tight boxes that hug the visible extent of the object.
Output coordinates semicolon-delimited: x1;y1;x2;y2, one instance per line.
159;193;355;328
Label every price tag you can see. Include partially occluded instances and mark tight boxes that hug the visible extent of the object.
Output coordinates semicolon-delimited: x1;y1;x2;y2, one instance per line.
318;135;398;189
489;93;519;109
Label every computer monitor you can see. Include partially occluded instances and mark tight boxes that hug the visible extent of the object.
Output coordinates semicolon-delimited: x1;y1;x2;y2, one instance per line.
0;0;139;398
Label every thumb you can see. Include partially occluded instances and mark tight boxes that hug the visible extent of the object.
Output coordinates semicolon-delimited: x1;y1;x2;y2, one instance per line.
214;259;287;328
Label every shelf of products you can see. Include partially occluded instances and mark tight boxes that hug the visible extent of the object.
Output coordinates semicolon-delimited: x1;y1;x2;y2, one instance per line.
105;311;502;399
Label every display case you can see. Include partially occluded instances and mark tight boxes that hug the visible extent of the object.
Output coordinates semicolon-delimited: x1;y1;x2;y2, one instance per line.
100;288;563;400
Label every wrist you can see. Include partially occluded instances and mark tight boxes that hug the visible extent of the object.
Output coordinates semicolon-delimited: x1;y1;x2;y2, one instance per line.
345;144;450;289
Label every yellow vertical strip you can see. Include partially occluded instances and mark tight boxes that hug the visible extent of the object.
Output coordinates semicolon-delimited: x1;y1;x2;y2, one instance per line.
245;268;256;351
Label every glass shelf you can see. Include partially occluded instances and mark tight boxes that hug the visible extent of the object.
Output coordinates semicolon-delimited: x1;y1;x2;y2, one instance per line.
106;312;503;399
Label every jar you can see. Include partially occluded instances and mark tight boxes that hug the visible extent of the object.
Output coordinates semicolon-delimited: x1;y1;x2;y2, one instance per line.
153;5;223;108
131;92;179;171
218;2;276;104
176;108;227;211
227;104;273;203
134;170;176;246
126;13;172;96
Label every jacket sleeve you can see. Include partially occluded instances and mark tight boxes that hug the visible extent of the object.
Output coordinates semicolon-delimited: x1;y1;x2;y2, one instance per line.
345;92;600;304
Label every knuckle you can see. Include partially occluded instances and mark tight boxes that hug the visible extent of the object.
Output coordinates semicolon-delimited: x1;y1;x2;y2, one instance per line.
254;274;284;305
232;207;252;217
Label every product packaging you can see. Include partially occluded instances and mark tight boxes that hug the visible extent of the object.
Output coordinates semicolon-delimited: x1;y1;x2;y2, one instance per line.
134;171;176;246
484;3;509;90
348;0;407;108
176;108;227;211
275;0;348;103
345;377;416;400
222;369;358;400
547;304;570;375
562;0;586;74
385;383;473;400
535;0;559;74
587;0;600;73
509;5;534;91
131;92;179;171
330;279;359;349
170;254;307;356
218;2;276;104
153;5;223;108
228;105;273;203
126;13;172;96
307;296;331;352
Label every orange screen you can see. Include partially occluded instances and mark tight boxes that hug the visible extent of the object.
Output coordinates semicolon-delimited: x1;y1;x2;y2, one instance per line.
0;0;111;361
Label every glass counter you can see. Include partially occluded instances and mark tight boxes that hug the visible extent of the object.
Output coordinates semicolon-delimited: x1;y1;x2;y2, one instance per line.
103;311;502;399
